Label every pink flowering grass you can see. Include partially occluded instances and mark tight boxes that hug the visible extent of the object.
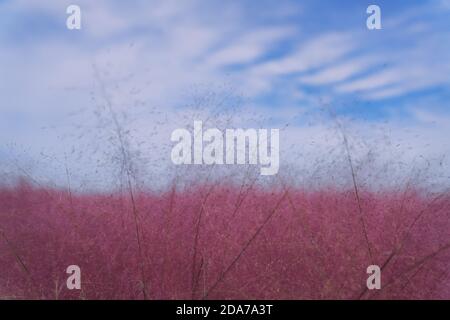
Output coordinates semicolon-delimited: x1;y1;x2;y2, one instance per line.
0;180;449;299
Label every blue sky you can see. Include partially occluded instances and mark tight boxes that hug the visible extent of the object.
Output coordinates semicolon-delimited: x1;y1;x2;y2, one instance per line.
1;0;449;189
1;1;449;119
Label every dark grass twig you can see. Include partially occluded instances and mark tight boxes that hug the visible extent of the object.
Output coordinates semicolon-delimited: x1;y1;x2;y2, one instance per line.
94;65;148;299
203;189;289;299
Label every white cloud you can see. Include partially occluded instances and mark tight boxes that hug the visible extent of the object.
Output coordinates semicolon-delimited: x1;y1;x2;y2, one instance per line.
335;68;401;93
206;27;296;67
299;56;379;86
251;32;356;77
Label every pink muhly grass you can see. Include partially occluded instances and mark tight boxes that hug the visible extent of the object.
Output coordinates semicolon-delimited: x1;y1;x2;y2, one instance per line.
0;180;448;300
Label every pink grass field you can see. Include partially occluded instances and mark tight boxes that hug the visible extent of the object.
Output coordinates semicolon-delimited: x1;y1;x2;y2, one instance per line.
0;181;449;300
